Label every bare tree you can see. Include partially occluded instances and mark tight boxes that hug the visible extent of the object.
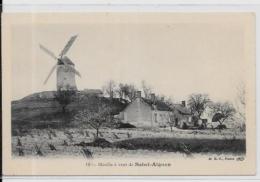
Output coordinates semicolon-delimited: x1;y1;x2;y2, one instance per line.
164;96;175;108
211;102;236;126
155;94;166;102
74;103;111;138
126;84;137;102
116;83;129;101
102;80;116;99
236;82;246;123
141;80;153;99
116;83;125;100
167;113;175;132
188;93;211;119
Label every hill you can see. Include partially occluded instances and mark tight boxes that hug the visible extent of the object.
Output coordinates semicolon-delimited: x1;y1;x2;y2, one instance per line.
12;91;127;130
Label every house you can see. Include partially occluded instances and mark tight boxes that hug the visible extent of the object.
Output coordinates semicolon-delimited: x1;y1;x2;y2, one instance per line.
171;101;192;128
119;91;173;128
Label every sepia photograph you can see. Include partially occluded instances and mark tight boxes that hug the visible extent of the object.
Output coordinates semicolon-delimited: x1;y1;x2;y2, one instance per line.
2;12;256;175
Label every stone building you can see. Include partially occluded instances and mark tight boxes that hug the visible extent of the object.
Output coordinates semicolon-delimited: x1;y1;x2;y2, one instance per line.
119;91;172;128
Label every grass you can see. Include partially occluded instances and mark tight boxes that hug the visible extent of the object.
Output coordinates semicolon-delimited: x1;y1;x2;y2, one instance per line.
114;137;246;154
11;127;246;158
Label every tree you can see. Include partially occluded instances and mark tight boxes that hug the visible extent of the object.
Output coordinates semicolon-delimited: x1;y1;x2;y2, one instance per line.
211;102;236;126
141;80;153;99
55;90;76;114
236;82;246;123
164;96;175;108
155;94;165;102
116;83;129;101
75;102;111;138
187;93;211;119
102;80;116;99
167;113;175;132
116;83;125;100
126;84;137;102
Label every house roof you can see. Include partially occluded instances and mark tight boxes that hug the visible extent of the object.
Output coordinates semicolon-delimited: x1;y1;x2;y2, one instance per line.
173;104;191;115
122;97;191;114
142;98;172;111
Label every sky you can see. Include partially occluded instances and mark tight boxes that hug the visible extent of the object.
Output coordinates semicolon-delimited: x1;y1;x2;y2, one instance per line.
11;14;247;103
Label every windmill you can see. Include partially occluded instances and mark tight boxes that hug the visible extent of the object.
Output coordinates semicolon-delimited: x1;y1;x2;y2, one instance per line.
39;35;81;91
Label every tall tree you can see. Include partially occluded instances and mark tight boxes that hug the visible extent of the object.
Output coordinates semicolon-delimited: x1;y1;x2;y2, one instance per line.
116;83;124;100
102;80;116;99
236;81;246;122
116;83;129;101
141;80;153;99
126;84;138;102
155;94;166;102
211;102;236;126
164;96;175;108
187;93;211;119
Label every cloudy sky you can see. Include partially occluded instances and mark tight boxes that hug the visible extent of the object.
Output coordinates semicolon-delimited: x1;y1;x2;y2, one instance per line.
10;13;249;103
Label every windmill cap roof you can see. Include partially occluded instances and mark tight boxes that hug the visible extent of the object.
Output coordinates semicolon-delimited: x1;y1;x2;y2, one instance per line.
58;56;75;65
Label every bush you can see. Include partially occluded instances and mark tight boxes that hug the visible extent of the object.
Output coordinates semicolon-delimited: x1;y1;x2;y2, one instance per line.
114;137;246;154
74;138;112;148
182;122;188;130
92;138;112;148
216;124;227;130
116;122;136;129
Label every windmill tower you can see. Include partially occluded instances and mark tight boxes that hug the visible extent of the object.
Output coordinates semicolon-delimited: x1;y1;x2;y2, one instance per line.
39;35;81;91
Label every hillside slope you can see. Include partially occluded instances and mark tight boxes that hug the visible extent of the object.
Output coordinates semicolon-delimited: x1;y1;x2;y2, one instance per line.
12;91;127;129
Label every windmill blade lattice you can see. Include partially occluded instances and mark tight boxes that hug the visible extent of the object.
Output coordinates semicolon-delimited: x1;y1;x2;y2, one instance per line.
44;64;58;84
59;35;78;58
39;44;58;60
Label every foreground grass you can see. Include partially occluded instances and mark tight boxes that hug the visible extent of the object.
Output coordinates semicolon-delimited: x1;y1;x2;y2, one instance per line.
114;137;246;154
12;127;246;157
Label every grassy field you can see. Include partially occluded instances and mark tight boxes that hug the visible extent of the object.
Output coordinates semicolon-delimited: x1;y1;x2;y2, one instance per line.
12;126;246;158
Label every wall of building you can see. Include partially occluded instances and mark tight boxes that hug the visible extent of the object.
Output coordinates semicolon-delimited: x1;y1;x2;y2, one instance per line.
122;98;153;127
152;110;171;127
172;109;191;128
57;65;77;91
121;98;173;128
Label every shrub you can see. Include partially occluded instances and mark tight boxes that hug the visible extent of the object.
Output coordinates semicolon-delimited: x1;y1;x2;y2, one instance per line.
216;124;227;130
116;122;136;129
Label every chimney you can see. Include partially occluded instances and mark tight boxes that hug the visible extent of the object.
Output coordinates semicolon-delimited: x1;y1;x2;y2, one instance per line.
181;101;186;107
150;93;155;103
136;91;142;99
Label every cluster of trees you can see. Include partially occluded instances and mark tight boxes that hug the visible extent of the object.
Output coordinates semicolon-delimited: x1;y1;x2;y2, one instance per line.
102;80;174;105
102;80;136;101
187;93;237;128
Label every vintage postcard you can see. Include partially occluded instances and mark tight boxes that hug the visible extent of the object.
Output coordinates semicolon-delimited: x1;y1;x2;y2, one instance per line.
2;13;256;175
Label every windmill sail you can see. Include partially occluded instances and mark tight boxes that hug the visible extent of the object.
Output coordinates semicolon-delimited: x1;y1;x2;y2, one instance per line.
43;64;57;84
39;44;58;60
59;35;78;57
40;34;81;88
